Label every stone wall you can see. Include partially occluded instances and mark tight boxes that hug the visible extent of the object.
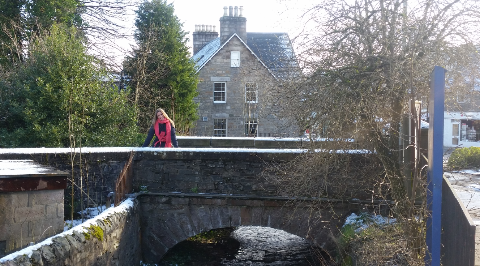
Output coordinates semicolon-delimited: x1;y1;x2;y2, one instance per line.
132;150;299;196
132;149;380;201
0;198;141;266
0;190;64;256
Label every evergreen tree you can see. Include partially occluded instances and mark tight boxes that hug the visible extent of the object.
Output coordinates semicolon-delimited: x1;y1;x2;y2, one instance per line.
124;0;198;134
0;24;139;147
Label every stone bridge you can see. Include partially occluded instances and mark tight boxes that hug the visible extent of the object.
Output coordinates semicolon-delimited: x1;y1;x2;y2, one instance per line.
0;139;385;263
137;193;378;262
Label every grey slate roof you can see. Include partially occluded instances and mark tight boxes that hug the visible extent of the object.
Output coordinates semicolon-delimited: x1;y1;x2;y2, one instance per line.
192;32;298;79
192;37;220;72
246;32;298;78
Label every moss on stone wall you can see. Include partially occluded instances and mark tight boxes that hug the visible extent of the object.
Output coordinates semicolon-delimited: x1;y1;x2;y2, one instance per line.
83;225;104;241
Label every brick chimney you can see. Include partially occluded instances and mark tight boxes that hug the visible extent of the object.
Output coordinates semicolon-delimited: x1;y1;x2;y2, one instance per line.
220;6;246;45
193;24;219;55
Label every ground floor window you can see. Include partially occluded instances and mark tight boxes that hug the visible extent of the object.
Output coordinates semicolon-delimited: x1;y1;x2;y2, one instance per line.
245;120;257;137
459;120;480;142
214;119;227;137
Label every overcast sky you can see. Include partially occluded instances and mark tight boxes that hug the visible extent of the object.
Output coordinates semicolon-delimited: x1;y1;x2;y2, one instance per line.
106;0;317;67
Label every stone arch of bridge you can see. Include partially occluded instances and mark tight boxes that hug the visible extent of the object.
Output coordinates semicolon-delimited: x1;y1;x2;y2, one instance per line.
138;194;353;263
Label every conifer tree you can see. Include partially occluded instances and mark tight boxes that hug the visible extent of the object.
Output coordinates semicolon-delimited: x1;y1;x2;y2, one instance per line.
124;0;198;134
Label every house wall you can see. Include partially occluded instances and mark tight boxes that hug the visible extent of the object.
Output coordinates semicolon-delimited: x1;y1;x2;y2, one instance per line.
444;111;480;147
194;36;292;137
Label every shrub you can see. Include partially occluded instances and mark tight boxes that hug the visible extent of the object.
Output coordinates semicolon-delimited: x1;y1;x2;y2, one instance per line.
447;147;480;170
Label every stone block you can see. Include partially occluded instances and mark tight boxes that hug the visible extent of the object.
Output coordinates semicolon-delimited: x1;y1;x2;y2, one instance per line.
0;196;11;226
28;218;63;239
10;193;28;209
5;222;29;249
210;138;254;148
177;137;211;147
45;204;57;219
51;237;71;258
28;190;63;206
30;250;43;265
14;205;45;223
39;245;56;265
57;203;64;218
254;139;301;149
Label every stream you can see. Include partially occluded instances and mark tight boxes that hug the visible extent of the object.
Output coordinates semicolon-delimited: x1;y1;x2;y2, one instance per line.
158;226;334;265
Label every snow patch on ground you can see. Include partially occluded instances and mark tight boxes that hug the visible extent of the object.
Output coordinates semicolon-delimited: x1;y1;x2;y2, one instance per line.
63;205;111;231
343;213;396;232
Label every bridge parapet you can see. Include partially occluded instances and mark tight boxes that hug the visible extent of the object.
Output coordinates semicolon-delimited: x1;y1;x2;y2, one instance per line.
0;146;379;206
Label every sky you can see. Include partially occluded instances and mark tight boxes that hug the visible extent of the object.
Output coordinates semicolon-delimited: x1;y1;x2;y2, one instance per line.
106;0;318;68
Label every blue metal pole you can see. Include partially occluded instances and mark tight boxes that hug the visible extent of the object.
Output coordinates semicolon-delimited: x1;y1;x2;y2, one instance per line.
426;66;446;266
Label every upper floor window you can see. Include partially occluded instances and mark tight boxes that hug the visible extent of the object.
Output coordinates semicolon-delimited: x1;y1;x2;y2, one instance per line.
214;82;226;102
231;51;240;67
214;119;227;137
245;82;258;103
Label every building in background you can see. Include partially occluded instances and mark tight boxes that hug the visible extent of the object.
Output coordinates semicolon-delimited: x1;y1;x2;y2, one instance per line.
191;6;299;137
443;81;480;147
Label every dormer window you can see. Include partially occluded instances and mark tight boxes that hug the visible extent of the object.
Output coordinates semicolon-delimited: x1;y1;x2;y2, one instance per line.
231;51;240;67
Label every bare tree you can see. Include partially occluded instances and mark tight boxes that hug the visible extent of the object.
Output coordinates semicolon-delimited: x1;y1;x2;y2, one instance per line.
264;0;480;264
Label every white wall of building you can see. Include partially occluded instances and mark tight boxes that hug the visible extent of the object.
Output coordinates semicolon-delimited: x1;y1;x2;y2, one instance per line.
444;111;480;147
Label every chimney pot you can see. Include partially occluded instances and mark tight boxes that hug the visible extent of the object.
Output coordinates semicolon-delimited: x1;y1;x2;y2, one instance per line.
202;24;206;32
213;25;216;32
229;6;233;16
234;6;238;17
208;25;212;32
223;6;228;16
195;25;199;32
239;6;243;17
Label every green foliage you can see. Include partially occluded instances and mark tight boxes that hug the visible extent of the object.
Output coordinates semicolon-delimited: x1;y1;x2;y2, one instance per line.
0;24;139;147
187;228;235;244
447;147;480;170
124;0;198;134
82;224;104;241
25;0;83;29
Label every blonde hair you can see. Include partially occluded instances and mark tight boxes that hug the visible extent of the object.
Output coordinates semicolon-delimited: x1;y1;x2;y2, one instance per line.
151;108;175;128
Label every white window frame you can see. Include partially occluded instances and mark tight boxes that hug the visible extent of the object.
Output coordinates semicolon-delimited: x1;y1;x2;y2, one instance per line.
231;51;240;67
214;119;227;137
214;82;226;103
245;82;258;103
245;120;258;137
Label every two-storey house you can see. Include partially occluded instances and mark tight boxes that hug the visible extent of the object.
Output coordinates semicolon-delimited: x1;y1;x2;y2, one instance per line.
191;6;299;137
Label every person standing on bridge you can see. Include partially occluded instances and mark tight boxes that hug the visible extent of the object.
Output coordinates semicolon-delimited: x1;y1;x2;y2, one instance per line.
142;108;178;148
